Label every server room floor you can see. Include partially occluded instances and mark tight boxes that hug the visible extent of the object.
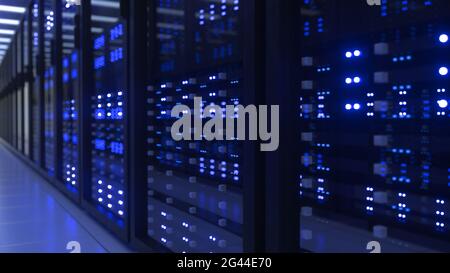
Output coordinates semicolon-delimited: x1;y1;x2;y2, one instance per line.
0;143;131;253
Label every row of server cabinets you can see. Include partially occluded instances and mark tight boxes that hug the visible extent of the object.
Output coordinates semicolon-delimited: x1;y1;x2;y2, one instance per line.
0;0;271;253
0;0;449;253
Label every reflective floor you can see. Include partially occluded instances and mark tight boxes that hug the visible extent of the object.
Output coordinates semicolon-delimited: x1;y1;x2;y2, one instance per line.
300;216;439;253
0;144;131;253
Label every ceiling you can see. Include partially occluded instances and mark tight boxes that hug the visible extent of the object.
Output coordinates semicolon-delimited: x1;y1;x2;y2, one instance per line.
0;0;30;64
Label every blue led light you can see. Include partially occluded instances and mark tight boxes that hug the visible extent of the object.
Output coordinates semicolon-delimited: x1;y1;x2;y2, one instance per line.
439;67;448;76
438;99;448;109
94;35;105;50
345;50;361;58
110;47;123;63
439;34;449;44
110;24;124;41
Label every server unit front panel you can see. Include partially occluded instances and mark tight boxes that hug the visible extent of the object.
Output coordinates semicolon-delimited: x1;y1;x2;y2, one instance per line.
43;0;56;176
31;0;42;165
89;0;127;231
146;0;245;253
61;1;80;195
300;0;450;252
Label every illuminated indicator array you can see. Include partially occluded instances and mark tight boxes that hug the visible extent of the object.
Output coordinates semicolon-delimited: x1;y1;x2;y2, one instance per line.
147;0;244;253
91;91;126;220
44;67;55;176
300;0;450;250
31;0;40;164
62;52;79;191
91;20;127;224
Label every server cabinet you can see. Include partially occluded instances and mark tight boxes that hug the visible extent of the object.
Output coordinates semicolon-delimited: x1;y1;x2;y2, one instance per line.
0;98;3;139
79;0;129;239
23;82;31;157
12;90;17;149
60;0;80;195
11;35;17;87
17;23;24;154
17;86;23;153
299;0;450;252
138;0;264;253
0;98;5;140
11;34;18;151
43;0;57;177
23;7;32;157
31;0;44;166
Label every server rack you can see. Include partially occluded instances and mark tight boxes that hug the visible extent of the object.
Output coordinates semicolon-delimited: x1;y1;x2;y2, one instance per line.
299;0;450;252
15;24;24;154
43;0;56;177
76;0;130;241
31;0;44;166
0;0;318;252
11;33;17;151
130;0;267;253
23;6;32;158
61;0;81;196
1;0;449;253
263;0;302;252
3;0;270;249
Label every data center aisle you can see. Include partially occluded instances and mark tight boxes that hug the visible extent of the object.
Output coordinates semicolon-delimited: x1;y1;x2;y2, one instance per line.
0;143;131;253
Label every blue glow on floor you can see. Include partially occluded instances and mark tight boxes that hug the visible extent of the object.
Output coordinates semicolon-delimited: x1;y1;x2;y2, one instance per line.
0;144;130;253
